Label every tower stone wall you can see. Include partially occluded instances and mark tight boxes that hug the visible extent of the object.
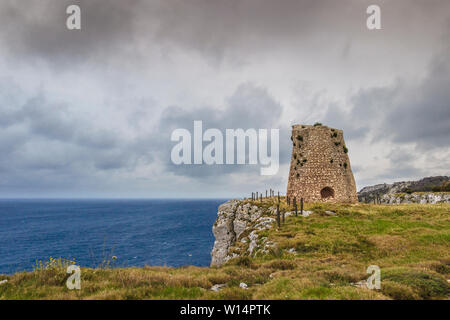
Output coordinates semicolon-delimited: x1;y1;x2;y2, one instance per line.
286;124;358;203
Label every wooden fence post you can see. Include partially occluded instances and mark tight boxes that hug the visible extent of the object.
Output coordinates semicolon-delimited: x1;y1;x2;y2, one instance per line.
294;196;297;217
276;203;280;228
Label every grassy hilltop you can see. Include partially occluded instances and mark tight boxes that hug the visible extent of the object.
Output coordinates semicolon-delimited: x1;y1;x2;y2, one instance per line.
1;199;449;300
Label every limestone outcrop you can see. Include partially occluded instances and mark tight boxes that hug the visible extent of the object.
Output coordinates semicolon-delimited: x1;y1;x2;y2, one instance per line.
358;176;449;203
378;192;450;204
210;200;276;267
210;199;317;267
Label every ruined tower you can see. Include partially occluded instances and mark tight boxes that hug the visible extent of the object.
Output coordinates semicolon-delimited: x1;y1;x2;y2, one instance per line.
286;124;357;203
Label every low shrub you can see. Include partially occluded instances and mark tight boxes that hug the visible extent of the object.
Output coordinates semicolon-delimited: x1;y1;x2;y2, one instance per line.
264;260;296;270
381;281;421;300
229;256;254;268
383;268;449;299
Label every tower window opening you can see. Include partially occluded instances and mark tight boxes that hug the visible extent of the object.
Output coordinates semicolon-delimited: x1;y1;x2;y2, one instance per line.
321;187;335;199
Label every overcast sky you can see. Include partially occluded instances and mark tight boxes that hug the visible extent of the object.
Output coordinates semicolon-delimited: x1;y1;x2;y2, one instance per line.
0;0;449;198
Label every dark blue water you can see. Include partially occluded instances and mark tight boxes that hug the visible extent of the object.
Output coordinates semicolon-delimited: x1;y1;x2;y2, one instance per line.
0;199;226;274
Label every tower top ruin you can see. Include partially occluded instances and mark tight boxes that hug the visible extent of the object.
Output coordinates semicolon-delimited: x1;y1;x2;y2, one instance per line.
286;123;358;203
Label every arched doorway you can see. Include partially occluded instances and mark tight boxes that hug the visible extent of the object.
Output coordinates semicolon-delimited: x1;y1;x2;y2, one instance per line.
320;187;335;199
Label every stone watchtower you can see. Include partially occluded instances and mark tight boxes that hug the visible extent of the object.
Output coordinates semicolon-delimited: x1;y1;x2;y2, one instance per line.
286;124;357;203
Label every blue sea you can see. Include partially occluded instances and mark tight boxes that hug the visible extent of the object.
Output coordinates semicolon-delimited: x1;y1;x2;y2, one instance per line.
0;199;226;275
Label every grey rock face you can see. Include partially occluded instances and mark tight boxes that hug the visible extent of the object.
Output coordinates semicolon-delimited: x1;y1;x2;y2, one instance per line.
302;210;313;217
210;200;240;267
210;200;276;267
210;199;344;266
210;284;227;291
239;282;248;289
380;192;450;204
358;176;449;203
248;230;259;255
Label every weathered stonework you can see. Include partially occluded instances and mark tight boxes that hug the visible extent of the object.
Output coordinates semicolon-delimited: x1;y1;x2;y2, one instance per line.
286;124;357;203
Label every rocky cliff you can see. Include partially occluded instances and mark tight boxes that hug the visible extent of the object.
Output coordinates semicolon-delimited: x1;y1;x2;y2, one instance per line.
210;199;318;267
358;176;449;203
210;200;277;267
376;192;450;204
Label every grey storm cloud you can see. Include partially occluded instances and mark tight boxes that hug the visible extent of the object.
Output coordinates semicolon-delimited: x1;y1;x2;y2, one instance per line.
323;37;450;150
3;0;449;67
372;147;427;181
158;83;286;178
0;0;351;57
0;0;449;197
319;38;450;187
1;92;120;150
382;45;450;149
0;0;142;66
0;81;284;191
0;83;155;195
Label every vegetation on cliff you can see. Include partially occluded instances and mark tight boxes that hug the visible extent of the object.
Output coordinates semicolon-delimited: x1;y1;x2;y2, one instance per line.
1;199;449;300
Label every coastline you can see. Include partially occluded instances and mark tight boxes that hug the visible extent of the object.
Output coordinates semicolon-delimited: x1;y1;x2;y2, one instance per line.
1;200;449;300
